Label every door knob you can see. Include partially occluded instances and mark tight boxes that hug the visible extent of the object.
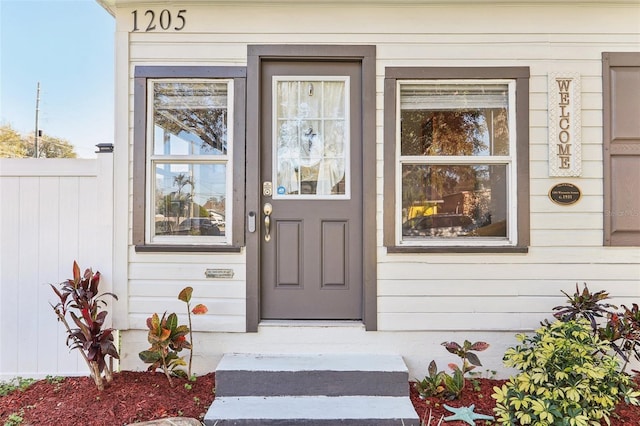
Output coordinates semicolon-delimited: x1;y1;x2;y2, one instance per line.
263;203;273;242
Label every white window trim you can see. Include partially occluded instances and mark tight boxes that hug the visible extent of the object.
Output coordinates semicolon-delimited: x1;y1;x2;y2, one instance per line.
394;79;518;247
144;78;234;245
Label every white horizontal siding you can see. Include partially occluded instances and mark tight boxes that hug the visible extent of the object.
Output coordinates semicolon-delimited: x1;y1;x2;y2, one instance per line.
379;246;640;264
120;3;640;37
127;314;245;333
532;194;602;210
129;280;244;298
530;177;602;195
129;262;247;281
378;312;548;331
378;279;640;297
377;292;640;313
377;294;640;332
129;297;244;317
530;212;602;229
378;296;561;313
126;258;248;331
115;1;640;338
530;147;603;167
532;230;604;246
378;263;640;281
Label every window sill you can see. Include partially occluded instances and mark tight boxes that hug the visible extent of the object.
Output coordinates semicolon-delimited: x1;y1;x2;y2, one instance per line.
386;245;529;254
135;244;242;253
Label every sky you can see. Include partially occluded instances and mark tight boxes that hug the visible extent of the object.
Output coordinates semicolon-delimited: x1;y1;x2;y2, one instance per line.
1;0;114;158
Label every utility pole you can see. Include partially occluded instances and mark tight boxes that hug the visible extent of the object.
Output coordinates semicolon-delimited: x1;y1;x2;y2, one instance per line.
34;82;40;158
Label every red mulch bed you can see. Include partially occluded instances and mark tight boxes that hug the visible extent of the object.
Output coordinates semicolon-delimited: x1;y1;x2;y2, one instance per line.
0;371;215;425
1;371;639;425
409;379;508;425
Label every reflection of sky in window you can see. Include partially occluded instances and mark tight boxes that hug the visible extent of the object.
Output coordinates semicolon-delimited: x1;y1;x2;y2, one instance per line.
475;114;489;156
156;163;226;205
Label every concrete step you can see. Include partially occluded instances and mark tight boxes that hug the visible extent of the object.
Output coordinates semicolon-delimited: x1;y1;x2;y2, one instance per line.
204;353;419;426
203;395;421;426
214;353;411;397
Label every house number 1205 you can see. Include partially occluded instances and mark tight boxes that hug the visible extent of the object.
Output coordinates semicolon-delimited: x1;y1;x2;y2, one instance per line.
132;9;186;32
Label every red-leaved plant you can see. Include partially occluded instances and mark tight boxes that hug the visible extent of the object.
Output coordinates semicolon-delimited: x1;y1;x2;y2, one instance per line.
178;286;208;378
139;311;190;387
139;286;207;386
415;339;489;400
50;261;119;391
553;283;640;373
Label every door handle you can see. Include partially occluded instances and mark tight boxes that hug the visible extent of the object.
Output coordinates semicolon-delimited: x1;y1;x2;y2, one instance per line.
263;203;273;242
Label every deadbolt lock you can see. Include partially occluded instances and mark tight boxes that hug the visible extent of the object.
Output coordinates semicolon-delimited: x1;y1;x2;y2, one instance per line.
263;181;273;197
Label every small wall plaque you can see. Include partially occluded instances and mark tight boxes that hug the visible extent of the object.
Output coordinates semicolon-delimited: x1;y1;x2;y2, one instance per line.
549;183;581;205
205;268;234;279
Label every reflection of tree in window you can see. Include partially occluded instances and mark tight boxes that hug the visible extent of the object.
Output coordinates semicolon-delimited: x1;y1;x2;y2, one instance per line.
402;110;490;155
154;83;228;154
205;196;225;215
403;165;481;209
401;109;508;210
156;173;194;226
402;164;503;236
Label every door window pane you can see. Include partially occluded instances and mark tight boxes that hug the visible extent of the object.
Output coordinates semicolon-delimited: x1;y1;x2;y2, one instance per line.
273;77;349;197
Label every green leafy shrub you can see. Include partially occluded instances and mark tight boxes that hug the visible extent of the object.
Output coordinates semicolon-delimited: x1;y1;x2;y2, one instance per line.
0;377;36;396
441;365;465;400
414;360;446;399
50;261;118;391
139;286;207;386
139;311;190;386
493;319;640;426
4;411;25;426
552;283;640;373
469;369;497;392
415;340;489;400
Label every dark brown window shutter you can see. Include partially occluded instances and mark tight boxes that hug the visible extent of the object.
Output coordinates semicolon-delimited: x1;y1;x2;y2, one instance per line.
603;52;640;246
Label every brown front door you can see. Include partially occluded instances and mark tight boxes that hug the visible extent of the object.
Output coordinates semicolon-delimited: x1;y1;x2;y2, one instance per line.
259;60;363;320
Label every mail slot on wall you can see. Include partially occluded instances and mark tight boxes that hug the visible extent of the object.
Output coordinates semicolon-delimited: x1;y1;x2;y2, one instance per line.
205;269;234;279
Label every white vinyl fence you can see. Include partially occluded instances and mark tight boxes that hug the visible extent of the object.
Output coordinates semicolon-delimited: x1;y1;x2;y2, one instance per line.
0;154;113;380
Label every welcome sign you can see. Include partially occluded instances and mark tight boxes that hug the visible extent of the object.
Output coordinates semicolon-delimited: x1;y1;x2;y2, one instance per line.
548;73;582;176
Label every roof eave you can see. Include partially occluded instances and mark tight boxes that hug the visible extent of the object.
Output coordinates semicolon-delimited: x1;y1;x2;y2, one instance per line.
96;0;116;17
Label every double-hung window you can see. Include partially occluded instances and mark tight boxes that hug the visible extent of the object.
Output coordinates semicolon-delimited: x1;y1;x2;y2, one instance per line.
133;67;246;251
384;67;529;252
